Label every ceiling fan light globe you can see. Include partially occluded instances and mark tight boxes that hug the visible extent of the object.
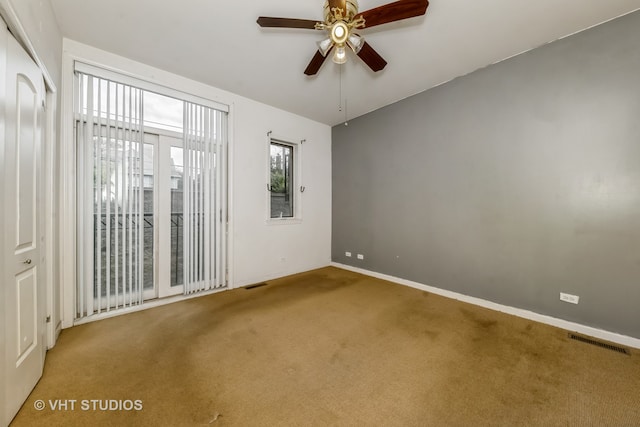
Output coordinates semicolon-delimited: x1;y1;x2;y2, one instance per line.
347;34;364;54
333;46;347;64
317;38;334;57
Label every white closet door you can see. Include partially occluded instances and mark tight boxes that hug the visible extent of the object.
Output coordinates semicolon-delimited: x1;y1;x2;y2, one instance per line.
2;27;46;424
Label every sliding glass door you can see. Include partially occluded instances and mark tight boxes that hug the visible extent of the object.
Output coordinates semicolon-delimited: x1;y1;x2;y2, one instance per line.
74;69;227;320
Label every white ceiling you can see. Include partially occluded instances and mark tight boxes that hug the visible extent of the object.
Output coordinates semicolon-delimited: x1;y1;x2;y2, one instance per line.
50;0;640;126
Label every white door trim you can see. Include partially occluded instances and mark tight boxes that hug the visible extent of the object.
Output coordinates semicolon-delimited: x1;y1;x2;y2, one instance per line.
0;15;8;427
0;1;56;90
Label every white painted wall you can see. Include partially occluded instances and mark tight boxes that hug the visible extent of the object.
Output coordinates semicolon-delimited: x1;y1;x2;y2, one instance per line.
231;103;332;287
60;40;332;326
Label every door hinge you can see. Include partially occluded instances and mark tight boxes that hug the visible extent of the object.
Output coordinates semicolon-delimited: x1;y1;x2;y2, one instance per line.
46;315;51;323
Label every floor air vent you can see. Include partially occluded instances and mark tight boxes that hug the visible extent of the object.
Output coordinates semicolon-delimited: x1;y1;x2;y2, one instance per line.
245;282;268;290
568;333;630;355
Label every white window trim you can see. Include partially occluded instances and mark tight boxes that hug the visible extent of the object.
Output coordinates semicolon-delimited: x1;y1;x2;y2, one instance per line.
266;134;303;225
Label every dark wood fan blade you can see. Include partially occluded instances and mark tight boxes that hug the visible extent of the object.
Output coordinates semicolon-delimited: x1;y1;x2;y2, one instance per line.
257;17;320;29
304;49;331;76
357;42;387;72
355;0;429;28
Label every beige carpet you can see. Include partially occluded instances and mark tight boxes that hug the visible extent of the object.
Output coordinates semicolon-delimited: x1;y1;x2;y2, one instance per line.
11;267;640;426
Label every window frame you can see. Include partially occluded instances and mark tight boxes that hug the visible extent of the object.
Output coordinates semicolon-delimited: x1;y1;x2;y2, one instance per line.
266;136;303;224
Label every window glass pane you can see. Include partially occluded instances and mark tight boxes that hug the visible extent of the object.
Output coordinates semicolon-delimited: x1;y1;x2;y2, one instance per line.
270;142;294;218
80;76;183;133
144;92;184;133
93;139;154;297
170;146;184;287
141;143;154;290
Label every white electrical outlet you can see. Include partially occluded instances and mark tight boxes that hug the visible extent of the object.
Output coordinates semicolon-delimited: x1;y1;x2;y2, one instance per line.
560;292;580;304
357;254;364;260
345;251;352;257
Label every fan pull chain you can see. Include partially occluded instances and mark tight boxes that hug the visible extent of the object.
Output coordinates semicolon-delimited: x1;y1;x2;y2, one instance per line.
338;63;343;112
344;98;348;126
338;64;349;126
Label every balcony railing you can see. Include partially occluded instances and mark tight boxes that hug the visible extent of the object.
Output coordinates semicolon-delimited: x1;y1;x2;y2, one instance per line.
93;212;204;290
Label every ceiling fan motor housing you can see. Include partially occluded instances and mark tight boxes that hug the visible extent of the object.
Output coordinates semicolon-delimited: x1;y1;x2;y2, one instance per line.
323;0;359;22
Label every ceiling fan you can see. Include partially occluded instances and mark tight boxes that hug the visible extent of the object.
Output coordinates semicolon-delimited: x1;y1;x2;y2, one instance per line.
257;0;430;75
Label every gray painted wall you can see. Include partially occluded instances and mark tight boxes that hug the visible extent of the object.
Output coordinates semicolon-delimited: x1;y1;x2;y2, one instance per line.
332;10;640;339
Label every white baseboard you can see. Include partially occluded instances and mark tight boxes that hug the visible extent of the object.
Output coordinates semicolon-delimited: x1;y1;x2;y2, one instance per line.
70;263;333;328
331;262;640;350
231;262;332;289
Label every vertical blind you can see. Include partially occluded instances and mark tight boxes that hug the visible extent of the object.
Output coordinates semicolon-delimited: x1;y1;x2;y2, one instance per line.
75;72;146;318
75;66;228;320
182;102;227;294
